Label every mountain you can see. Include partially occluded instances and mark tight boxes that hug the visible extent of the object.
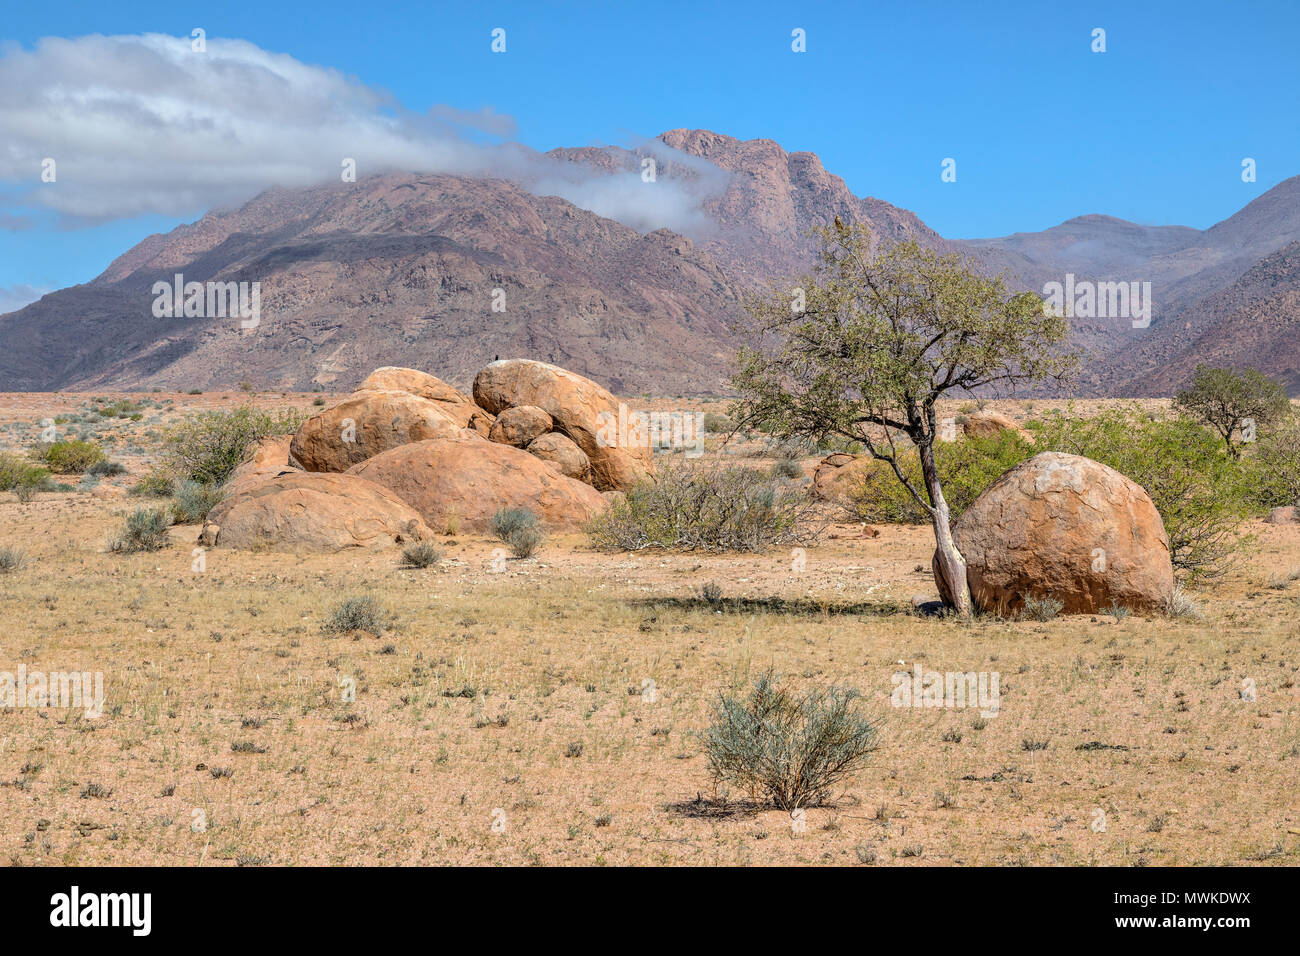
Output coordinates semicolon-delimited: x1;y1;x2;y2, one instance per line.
2;129;1299;396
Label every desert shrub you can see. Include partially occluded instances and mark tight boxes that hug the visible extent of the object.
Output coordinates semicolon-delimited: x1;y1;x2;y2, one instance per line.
771;459;804;480
0;453;50;492
1173;365;1291;456
1164;585;1203;620
490;508;546;557
703;412;734;434
1244;415;1300;508
0;547;24;573
129;468;175;498
35;439;105;474
1031;405;1255;581
490;507;538;542
846;430;1037;524
164;405;307;485
703;670;879;810
1020;594;1063;621
109;508;172;553
505;524;545;559
401;542;441;568
86;460;126;477
323;595;388;634
170;480;225;523
586;464;815;552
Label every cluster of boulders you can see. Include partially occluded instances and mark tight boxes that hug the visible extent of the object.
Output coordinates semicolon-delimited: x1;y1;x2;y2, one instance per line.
204;360;653;551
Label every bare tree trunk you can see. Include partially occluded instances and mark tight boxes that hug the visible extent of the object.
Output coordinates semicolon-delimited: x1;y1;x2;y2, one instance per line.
918;439;973;615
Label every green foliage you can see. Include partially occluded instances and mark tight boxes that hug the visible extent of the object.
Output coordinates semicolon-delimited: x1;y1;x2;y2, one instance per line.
491;508;546;558
1244;415;1300;508
129;468;175;498
586;464;814;552
0;452;50;492
109;508;172;553
170;480;225;523
1173;365;1291;456
847;430;1037;524
1031;405;1254;581
323;595;388;635
35;439;106;474
164;405;306;485
87;460;126;477
703;670;879;810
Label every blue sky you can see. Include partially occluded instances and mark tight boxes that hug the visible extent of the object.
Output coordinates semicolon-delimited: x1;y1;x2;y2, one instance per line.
2;0;1298;308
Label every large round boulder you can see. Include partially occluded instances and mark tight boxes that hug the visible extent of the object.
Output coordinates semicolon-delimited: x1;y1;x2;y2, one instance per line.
356;367;494;435
472;359;653;492
346;433;606;533
961;410;1033;442
933;452;1173;614
527;432;591;481
208;472;431;552
290;389;467;473
489;405;553;447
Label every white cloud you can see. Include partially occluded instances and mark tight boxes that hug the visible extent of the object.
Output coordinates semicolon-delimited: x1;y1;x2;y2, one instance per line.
0;33;727;235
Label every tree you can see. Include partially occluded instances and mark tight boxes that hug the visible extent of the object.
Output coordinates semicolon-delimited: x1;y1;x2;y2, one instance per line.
731;224;1076;615
1173;365;1292;458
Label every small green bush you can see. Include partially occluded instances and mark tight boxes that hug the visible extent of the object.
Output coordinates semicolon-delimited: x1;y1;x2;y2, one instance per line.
1245;415;1300;508
587;464;814;552
0;453;50;493
0;547;24;573
703;670;879;810
171;480;225;523
505;524;545;559
130;468;175;498
491;507;538;542
771;459;804;480
401;542;441;568
164;405;307;485
323;595;388;634
35;439;106;474
1020;594;1063;621
109;508;172;553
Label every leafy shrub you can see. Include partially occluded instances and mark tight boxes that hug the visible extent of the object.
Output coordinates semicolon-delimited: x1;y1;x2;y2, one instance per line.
109;508;172;553
164;405;307;485
505;524;545;559
1173;365;1291;456
323;595;388;634
490;507;538;541
129;468;175;498
1245;415;1300;508
86;460;126;477
171;480;225;523
586;464;815;552
0;547;24;573
703;670;879;810
401;542;441;568
35;439;106;474
847;430;1036;524
0;453;49;493
1031;406;1255;581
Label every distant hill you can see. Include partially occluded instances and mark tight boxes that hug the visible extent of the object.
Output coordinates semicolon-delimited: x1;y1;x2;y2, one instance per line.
2;129;1298;396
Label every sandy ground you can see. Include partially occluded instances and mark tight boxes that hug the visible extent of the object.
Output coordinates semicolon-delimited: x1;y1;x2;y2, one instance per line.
0;392;1297;866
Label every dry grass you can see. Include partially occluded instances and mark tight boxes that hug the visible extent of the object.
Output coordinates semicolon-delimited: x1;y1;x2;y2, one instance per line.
0;393;1297;866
